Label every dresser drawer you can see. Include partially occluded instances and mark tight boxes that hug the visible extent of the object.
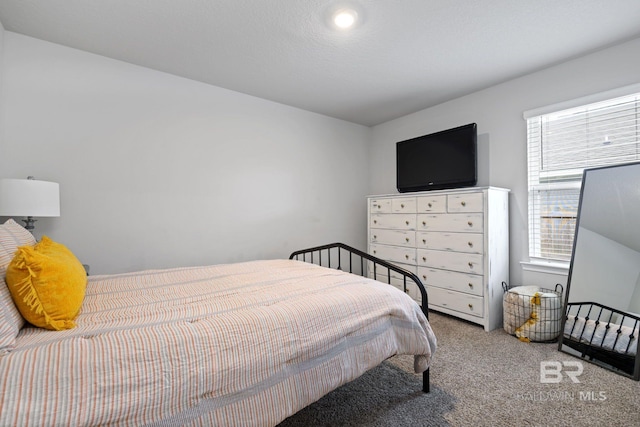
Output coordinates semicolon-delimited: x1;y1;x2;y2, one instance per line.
447;192;484;213
368;262;417;281
416;231;483;254
417;249;484;275
370;244;416;265
370;199;392;213
369;268;422;304
392;197;417;213
370;229;416;247
371;214;416;230
428;286;484;318
417;213;483;233
417;195;447;213
418;267;483;296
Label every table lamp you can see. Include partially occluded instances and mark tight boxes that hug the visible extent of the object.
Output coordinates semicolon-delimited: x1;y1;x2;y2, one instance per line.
0;177;60;233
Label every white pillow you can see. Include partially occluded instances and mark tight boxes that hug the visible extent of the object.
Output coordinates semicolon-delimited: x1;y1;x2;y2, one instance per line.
0;219;37;351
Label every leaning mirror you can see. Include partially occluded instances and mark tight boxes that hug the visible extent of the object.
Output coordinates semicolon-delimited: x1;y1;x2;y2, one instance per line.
558;161;640;380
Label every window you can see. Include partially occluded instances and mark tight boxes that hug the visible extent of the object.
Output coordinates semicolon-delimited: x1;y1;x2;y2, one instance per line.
526;89;640;263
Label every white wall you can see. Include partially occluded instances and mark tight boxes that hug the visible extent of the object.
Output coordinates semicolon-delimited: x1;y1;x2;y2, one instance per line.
369;37;640;288
0;20;4;153
0;32;371;274
568;227;640;311
2;28;639;284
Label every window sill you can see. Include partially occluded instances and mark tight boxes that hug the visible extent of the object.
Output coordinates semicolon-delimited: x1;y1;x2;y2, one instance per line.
520;259;570;276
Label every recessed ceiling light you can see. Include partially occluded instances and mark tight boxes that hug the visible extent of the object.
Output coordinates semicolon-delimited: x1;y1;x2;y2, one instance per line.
333;9;358;29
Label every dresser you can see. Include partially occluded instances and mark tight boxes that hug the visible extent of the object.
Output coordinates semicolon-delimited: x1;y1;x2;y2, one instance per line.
367;187;509;331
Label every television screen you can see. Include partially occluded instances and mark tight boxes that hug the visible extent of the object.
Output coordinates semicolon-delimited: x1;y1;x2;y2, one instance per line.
396;123;477;193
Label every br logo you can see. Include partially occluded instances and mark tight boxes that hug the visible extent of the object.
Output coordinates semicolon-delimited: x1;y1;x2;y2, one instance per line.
540;361;583;383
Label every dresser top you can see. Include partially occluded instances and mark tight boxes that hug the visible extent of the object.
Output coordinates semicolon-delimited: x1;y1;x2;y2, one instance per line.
368;186;510;198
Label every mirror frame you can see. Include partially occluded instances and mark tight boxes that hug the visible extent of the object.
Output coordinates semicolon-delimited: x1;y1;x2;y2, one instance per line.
558;161;640;380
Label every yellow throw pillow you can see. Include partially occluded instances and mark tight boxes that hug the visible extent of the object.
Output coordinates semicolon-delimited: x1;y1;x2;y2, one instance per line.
6;236;87;330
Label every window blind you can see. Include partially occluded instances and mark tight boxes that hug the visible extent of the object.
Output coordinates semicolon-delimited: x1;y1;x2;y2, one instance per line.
527;92;640;262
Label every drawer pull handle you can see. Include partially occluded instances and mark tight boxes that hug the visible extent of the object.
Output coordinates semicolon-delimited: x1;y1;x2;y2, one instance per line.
468;241;473;247
405;255;409;260
422;256;427;262
422;221;426;226
468;262;473;268
374;220;377;224
401;204;405;208
422;275;427;280
468;283;473;289
405;221;410;225
422;239;426;244
373;235;377;239
467;221;473;227
373;250;377;254
461;201;466;206
468;303;473;310
428;203;432;208
405;237;410;242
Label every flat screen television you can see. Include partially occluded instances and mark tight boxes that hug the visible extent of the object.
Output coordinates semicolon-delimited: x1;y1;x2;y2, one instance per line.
396;123;477;193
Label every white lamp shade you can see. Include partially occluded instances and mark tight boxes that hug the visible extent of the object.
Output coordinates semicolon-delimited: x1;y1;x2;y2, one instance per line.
0;179;60;217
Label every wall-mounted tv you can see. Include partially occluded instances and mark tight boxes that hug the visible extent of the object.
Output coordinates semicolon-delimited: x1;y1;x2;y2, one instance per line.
396;123;477;193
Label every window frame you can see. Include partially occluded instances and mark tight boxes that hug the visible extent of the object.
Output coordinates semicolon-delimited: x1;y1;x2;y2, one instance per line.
524;83;640;266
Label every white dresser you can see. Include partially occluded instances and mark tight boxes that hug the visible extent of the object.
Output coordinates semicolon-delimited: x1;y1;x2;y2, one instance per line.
367;187;509;331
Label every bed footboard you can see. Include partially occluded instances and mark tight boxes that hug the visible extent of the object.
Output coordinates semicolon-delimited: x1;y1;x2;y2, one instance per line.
562;301;640;379
289;242;431;392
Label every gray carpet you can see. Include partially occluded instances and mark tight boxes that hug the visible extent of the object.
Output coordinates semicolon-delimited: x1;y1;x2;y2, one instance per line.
278;311;640;427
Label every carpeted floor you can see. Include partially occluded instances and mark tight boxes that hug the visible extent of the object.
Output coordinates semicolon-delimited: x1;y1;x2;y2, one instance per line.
278;311;640;427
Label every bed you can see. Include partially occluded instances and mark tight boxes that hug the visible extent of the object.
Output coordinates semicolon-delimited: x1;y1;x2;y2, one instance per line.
562;301;639;379
0;225;436;427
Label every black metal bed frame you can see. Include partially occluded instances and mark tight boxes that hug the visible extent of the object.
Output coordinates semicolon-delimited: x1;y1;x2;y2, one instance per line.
289;242;431;393
561;301;640;380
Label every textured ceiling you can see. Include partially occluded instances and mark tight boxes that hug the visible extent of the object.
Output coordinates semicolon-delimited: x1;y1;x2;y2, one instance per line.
1;0;640;126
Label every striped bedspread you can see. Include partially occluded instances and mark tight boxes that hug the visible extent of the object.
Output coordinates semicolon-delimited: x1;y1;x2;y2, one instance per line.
0;259;436;427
